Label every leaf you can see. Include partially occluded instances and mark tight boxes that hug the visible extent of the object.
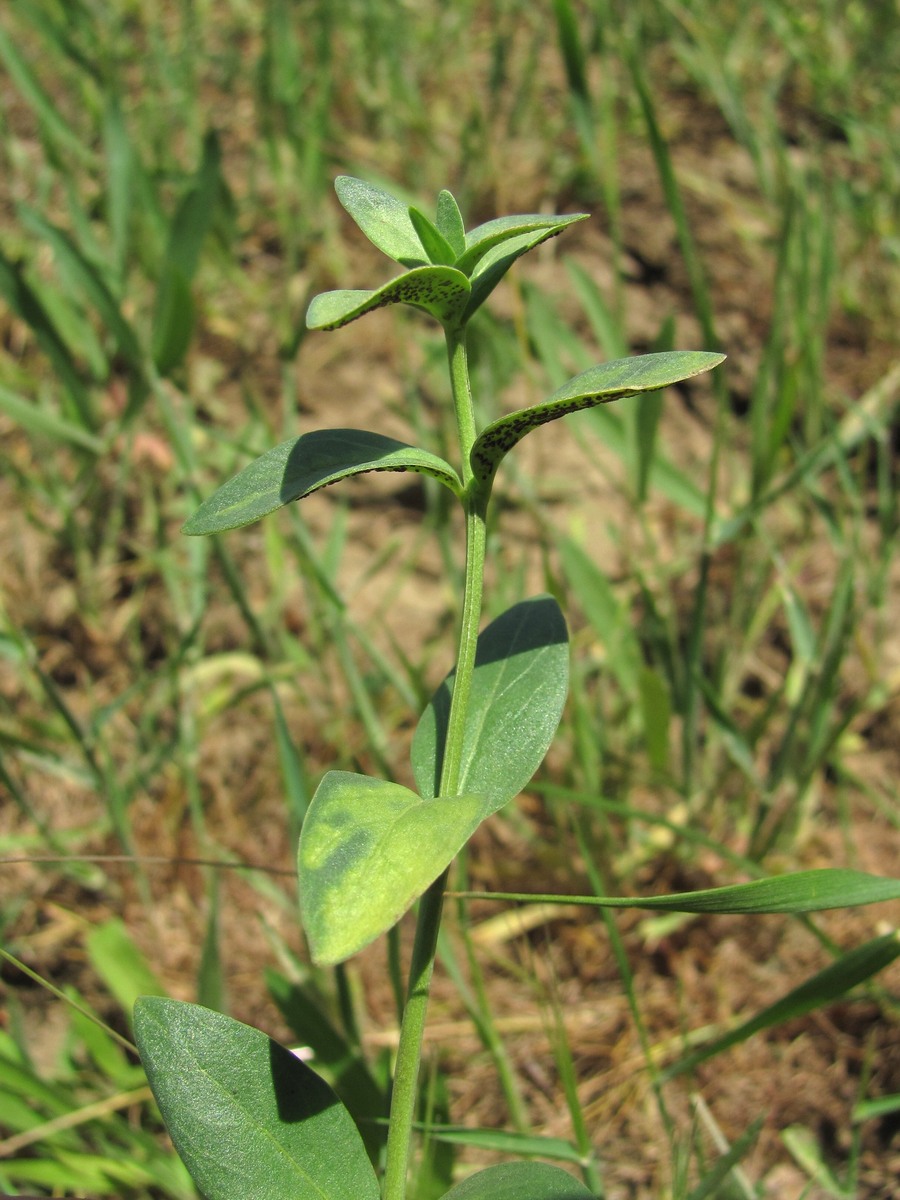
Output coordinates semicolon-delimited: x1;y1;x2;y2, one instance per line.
306;266;471;331
476;868;900;915
455;212;589;277
663;931;900;1081
334;175;429;267
436;190;466;259
409;206;458;266
440;1160;595;1200
412;596;569;812
134;998;379;1200
298;772;489;964
470;351;726;489
151;264;194;375
183;429;462;535
464;223;587;320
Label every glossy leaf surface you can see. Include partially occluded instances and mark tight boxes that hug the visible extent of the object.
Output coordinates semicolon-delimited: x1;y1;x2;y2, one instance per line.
412;596;569;811
335;175;428;267
183;429;462;535
471;351;725;487
440;1161;595;1200
134;998;379;1200
306;266;471;330
298;772;489;964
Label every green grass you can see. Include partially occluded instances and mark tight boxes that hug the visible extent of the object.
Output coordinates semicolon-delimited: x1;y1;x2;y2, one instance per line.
1;0;898;1196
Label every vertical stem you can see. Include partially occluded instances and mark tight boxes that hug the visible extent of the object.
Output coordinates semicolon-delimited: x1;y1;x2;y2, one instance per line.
381;325;488;1200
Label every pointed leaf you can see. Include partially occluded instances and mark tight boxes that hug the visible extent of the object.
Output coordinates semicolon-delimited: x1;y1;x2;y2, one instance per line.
134;998;379;1200
436;189;466;258
307;266;471;331
183;429;462;535
441;1161;595;1200
409;206;458;266
412;596;568;812
456;212;589;277
477;869;900;915
334;176;428;267
471;351;725;488
663;931;900;1081
298;772;489;964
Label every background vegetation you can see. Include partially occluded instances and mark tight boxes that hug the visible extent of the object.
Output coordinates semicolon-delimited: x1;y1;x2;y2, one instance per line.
1;0;898;1196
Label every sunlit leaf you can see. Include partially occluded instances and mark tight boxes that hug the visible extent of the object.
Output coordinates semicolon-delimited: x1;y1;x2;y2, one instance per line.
456;212;589;277
436;189;466;259
183;429;462;535
307;266;471;330
298;772;489;964
412;596;568;811
335;175;428;267
471;351;725;488
409;206;457;266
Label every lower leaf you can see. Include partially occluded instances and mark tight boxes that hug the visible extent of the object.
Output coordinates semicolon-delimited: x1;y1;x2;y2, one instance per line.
440;1161;596;1200
134;997;379;1200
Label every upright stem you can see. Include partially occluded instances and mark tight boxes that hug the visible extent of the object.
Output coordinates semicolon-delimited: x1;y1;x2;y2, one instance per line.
381;325;487;1200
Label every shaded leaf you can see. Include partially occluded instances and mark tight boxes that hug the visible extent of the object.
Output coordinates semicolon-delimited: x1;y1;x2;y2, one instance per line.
307;266;471;331
412;596;568;811
409;206;457;266
471;351;725;488
335;175;428;267
298;773;489;964
440;1161;595;1200
134;998;379;1200
184;429;462;535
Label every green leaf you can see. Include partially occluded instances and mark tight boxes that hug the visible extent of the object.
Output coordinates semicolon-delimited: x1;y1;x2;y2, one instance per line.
663;931;900;1081
267;969;387;1163
440;1161;595;1200
470;351;725;489
436;190;466;259
183;429;462;535
475;869;900;915
86;920;166;1019
151;264;194;375
409;206;458;266
455;212;589;277
334;175;429;267
306;266;471;331
17;205;144;371
298;773;489;964
463;222;587;320
134;998;379;1200
412;596;569;812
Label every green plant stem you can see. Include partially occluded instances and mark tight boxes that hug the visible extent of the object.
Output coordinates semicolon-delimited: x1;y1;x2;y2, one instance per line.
381;324;487;1200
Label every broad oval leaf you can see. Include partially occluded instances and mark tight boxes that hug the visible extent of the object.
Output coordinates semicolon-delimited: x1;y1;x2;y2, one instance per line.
456;212;589;277
412;596;569;812
298;772;490;964
441;1161;595;1200
183;429;462;535
470;351;726;488
334;175;429;267
307;266;471;331
134;997;379;1200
